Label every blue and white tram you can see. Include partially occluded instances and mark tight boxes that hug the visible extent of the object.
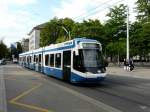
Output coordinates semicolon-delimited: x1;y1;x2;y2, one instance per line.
19;38;107;83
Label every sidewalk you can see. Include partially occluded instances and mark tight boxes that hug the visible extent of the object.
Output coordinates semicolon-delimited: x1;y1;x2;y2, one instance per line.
107;66;150;79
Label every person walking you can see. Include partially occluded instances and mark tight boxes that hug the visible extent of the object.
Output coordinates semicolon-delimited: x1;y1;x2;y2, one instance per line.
123;59;128;70
129;58;134;71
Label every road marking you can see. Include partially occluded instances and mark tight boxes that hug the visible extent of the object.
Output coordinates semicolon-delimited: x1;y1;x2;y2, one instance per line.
47;81;122;112
0;67;7;112
10;83;53;112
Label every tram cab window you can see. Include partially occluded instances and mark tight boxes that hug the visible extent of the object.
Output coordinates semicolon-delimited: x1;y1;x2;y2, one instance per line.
73;49;105;73
50;54;54;67
45;54;49;66
55;53;61;68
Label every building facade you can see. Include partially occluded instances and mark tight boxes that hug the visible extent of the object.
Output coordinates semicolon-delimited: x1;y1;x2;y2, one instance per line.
21;38;29;52
28;23;47;51
29;27;40;51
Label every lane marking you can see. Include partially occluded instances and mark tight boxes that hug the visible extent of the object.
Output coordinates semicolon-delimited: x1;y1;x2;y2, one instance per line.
0;67;7;112
23;68;122;112
9;83;53;112
7;65;121;112
47;81;122;112
0;76;17;80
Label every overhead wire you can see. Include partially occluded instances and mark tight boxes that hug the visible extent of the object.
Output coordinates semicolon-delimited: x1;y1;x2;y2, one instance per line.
73;0;111;20
73;0;125;21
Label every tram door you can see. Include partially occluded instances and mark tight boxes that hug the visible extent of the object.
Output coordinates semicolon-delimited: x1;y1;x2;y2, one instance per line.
63;50;71;81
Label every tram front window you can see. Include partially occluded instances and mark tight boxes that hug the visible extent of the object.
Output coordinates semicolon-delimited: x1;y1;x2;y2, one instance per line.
73;49;106;73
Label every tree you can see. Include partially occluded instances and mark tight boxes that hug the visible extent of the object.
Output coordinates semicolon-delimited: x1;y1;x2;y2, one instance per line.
136;0;150;22
104;4;127;62
0;40;9;59
11;42;22;59
130;21;150;61
131;0;150;61
40;17;75;46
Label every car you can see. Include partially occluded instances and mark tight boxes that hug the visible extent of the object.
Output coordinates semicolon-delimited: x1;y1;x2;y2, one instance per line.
13;58;18;63
0;59;6;65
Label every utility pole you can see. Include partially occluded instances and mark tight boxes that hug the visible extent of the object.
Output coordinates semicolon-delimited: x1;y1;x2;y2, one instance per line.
126;6;129;61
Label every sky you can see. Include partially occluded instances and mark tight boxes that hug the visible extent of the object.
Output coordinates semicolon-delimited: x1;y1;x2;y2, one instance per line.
0;0;137;47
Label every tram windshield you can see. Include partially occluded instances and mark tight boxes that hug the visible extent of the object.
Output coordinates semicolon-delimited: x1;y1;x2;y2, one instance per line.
73;49;106;73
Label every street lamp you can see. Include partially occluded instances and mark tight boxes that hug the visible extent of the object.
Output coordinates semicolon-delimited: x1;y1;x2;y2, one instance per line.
126;6;130;61
61;26;71;40
56;23;71;40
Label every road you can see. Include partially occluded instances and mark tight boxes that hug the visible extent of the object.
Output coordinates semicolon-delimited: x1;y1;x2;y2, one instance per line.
0;64;150;112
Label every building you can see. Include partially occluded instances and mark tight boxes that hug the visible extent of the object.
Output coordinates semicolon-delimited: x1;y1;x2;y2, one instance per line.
28;23;46;51
21;38;29;52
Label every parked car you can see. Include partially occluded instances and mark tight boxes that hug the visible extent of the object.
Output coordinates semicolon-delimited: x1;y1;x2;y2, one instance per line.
13;58;18;63
0;59;6;65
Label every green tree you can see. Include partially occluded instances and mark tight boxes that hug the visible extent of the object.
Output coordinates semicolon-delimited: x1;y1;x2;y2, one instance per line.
136;0;150;22
130;21;150;61
0;40;9;59
11;42;22;59
131;0;150;61
72;19;105;47
40;17;75;46
105;4;127;62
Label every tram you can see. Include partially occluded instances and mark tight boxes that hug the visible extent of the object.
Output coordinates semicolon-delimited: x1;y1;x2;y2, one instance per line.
19;38;107;83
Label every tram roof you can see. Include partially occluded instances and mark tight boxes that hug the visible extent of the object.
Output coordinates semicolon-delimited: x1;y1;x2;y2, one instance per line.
19;37;99;56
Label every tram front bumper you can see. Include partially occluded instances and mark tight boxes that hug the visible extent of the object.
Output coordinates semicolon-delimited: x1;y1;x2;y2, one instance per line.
71;73;106;83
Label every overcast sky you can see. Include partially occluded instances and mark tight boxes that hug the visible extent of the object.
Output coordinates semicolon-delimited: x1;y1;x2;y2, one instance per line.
0;0;137;47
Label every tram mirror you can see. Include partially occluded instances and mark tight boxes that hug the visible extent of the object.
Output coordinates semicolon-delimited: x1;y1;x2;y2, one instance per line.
66;65;71;68
75;49;79;55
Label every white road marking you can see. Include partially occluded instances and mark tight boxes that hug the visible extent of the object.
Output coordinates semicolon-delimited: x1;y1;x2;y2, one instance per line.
0;66;7;112
139;105;147;110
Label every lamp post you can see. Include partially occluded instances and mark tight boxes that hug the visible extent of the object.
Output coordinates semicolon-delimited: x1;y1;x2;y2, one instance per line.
126;6;130;61
61;26;71;40
56;23;71;40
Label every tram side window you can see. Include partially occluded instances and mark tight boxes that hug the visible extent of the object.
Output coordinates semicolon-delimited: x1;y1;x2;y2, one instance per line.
73;51;85;72
27;56;29;63
29;56;31;63
24;56;26;63
45;54;49;66
36;56;38;63
50;54;54;67
55;53;61;68
34;55;36;62
39;54;41;63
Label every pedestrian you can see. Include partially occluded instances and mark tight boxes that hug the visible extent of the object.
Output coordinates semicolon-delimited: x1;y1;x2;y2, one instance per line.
129;58;134;71
123;59;128;70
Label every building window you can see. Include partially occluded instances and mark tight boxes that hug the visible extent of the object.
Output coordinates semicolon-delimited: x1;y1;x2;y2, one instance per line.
50;54;54;67
55;53;61;68
45;54;49;66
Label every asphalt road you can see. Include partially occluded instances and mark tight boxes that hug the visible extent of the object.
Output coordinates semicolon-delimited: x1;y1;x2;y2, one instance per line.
0;64;150;112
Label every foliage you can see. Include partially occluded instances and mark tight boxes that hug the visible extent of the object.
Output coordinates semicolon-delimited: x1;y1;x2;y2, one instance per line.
130;21;150;58
39;2;150;62
0;40;9;59
104;4;127;61
136;0;150;21
40;17;75;46
11;42;23;59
